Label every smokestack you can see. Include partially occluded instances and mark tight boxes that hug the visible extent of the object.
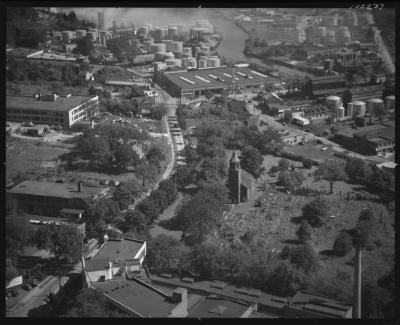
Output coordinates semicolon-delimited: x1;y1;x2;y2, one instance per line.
108;261;113;280
78;181;82;192
353;247;362;318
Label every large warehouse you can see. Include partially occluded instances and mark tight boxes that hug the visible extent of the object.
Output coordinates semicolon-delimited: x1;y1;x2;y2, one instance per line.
155;66;278;98
6;94;99;128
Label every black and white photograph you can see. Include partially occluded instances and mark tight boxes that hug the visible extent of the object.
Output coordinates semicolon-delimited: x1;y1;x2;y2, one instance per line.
5;3;396;319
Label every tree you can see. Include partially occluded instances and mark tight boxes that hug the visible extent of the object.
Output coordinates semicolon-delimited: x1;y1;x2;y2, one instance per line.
114;143;140;170
345;157;372;184
6;215;36;259
6;258;18;283
173;165;192;188
278;170;305;192
78;134;112;169
146;146;165;170
278;158;290;170
302;196;330;227
137;198;161;224
302;158;314;169
158;179;178;204
315;159;348;194
146;235;184;273
135;162;158;187
119;210;148;234
288;243;318;273
240;145;264;178
333;231;353;256
296;220;312;243
64;288;128;317
149;104;168;119
113;181;140;210
266;263;305;297
33;224;82;263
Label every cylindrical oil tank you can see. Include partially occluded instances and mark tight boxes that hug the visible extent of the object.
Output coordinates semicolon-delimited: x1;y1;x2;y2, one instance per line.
168;26;178;38
323;59;334;70
200;46;211;56
337;106;345;119
325;31;336;44
366;98;384;114
151;43;167;54
62;31;74;41
316;26;327;38
186;57;197;68
207;56;220;68
163;52;175;59
384;95;395;110
171;41;183;53
348;101;366;116
143;40;154;52
76;30;87;38
183;47;193;57
198;59;207;69
324;16;338;26
366;13;374;25
162;39;173;51
89;28;98;39
155;53;165;61
138;26;149;35
326;95;341;110
347;13;358;26
342;33;351;44
86;31;97;41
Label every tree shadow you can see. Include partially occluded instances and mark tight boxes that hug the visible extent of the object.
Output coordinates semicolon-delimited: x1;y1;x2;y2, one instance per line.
27;303;54;317
290;215;304;224
158;217;184;231
319;249;338;257
281;239;302;245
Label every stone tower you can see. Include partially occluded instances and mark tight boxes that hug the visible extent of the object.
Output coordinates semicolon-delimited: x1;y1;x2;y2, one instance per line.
228;150;241;204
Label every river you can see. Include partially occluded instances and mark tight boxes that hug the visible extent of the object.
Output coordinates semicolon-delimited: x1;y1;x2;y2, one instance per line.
208;11;315;79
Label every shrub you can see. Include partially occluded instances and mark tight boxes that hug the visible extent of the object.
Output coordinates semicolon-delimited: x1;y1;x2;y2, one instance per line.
333;231;353;256
278;158;290;170
302;196;330;227
302;158;314;169
296;220;312;242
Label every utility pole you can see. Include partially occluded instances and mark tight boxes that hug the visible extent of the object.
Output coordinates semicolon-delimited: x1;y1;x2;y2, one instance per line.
353;246;362;318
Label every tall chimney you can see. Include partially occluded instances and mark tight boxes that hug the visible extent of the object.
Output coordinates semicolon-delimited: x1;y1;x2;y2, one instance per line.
108;261;113;280
78;181;82;192
353;247;362;318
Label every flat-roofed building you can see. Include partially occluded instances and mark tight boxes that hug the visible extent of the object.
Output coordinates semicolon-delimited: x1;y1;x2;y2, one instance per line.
6;180;109;217
155;66;277;99
284;290;352;318
6;47;44;59
6;94;99;128
84;237;147;283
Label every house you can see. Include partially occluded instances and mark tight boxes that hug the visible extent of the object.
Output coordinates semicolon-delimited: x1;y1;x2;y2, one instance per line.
282;131;312;145
80;71;94;81
293;116;310;126
84;237;147;283
6;181;109;217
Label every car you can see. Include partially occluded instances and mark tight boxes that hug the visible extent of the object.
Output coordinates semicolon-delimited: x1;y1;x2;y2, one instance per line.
22;284;32;291
298;142;304;145
321;146;328;151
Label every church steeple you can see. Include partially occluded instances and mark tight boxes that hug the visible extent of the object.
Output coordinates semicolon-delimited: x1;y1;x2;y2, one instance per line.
228;150;241;204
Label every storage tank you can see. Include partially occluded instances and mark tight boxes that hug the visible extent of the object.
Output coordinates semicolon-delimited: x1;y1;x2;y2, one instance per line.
86;31;97;41
347;14;358;26
366;98;384;114
348;101;366;116
200;46;211;56
366;13;374;25
138;26;149;35
165;58;182;67
316;26;327;38
151;43;167;54
198;59;207;69
155;53;165;61
76;30;87;38
337;106;345;119
326;95;342;111
163;52;175;59
62;31;74;41
186;57;197;68
171;41;183;53
183;47;193;57
162;39;173;51
207;56;220;68
323;59;334;70
89;28;98;39
154;28;168;42
168;26;179;38
324;16;338;26
305;25;315;42
325;31;336;44
143;40;154;52
384;95;395;110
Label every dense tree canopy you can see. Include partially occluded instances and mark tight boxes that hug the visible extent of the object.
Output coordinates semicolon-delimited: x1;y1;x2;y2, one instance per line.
240;146;264;178
315;159;348;194
302;196;330;227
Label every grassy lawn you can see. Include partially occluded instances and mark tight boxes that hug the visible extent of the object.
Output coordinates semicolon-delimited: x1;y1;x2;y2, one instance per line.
6;136;70;183
283;142;336;163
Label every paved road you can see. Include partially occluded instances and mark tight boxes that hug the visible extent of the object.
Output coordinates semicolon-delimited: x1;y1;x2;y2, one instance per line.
6;239;99;317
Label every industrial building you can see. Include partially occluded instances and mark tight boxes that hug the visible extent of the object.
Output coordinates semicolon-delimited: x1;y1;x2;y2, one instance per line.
347;84;384;103
309;74;347;97
155;66;276;99
6;94;99;128
6;181;109;217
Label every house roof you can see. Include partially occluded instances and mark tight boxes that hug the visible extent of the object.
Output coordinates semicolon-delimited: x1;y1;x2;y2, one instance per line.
6;95;98;112
354;126;394;142
7;180;108;199
92;279;177;317
240;169;255;190
187;296;252;318
248;115;261;128
287;290;352;318
87;238;145;271
6;47;43;58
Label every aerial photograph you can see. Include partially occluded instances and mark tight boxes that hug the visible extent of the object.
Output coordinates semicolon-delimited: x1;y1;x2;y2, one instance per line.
5;5;396;319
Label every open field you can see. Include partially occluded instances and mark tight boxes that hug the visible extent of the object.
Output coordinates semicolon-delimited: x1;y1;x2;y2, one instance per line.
282;142;336;163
